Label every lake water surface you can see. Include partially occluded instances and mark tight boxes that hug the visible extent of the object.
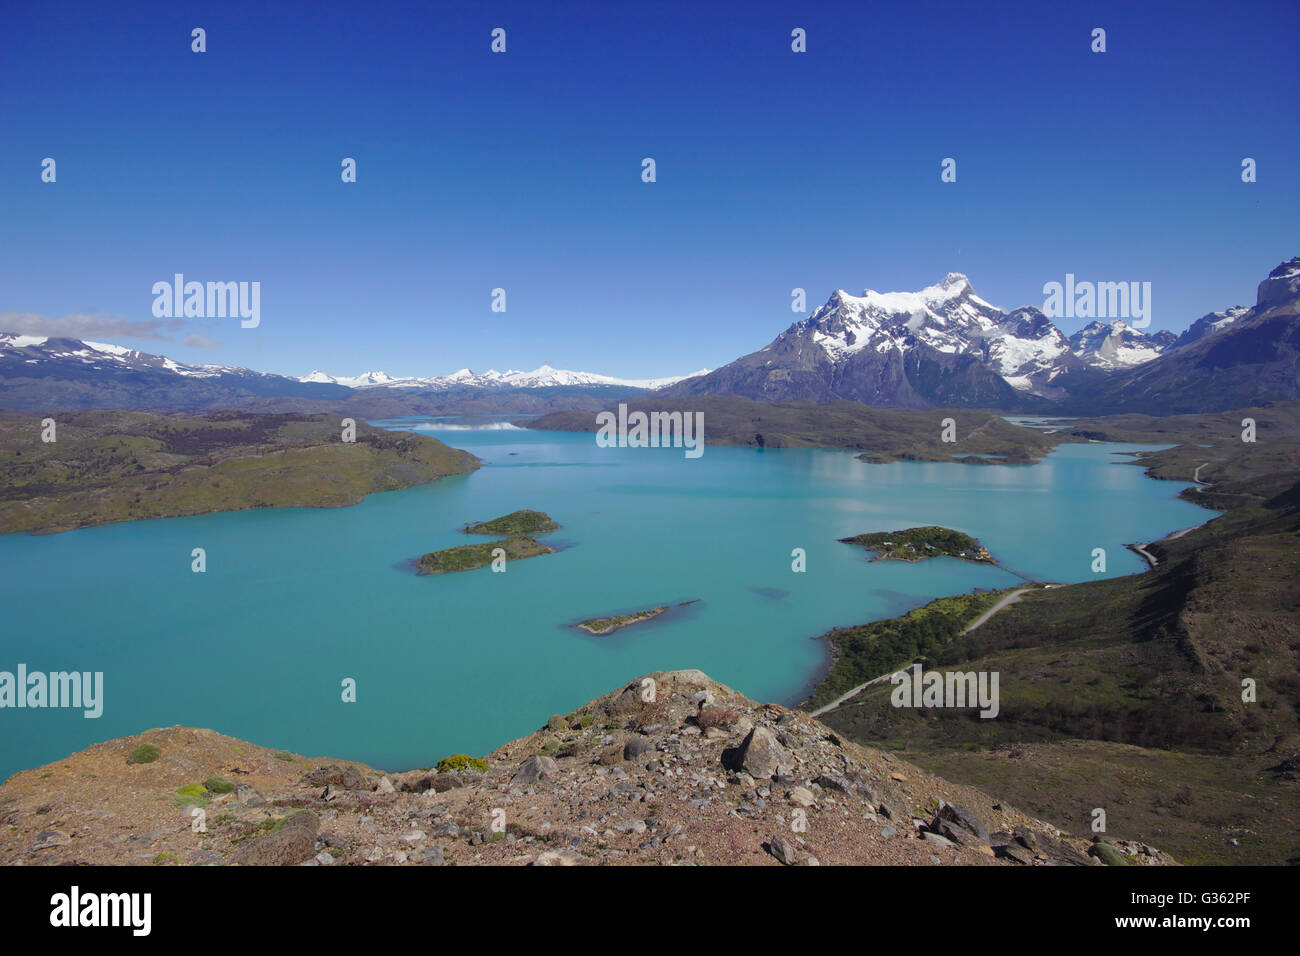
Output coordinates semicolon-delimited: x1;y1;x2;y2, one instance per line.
0;425;1214;780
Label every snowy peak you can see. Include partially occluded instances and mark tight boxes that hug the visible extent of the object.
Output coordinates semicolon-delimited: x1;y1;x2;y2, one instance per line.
301;370;395;388
1257;256;1300;310
1068;320;1172;370
0;333;249;380
794;274;1074;397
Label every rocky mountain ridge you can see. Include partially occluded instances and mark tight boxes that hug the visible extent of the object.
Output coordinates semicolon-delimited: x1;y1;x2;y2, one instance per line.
0;670;1171;867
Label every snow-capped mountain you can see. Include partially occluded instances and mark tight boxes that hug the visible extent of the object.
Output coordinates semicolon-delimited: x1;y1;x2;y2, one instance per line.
301;369;397;388
0;333;706;412
1067;320;1177;370
807;274;1087;397
663;273;1085;408
0;334;352;411
0;333;258;380
658;265;1300;410
298;364;707;391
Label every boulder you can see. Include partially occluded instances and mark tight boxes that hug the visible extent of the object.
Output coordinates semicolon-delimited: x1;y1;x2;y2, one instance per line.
934;803;990;844
624;737;653;760
725;726;792;779
235;784;266;806
1012;827;1092;866
768;835;799;865
231;812;318;866
510;755;559;788
304;765;368;790
787;787;816;807
813;772;854;795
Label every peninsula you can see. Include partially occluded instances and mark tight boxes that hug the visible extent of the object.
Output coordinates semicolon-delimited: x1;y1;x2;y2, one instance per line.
0;410;480;535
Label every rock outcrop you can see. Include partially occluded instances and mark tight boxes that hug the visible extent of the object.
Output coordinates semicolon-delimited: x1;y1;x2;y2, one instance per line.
0;671;1174;866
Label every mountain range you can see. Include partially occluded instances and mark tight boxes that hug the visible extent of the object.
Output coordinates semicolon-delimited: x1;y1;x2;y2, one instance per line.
660;257;1299;415
1;257;1295;416
298;365;705;391
0;334;704;412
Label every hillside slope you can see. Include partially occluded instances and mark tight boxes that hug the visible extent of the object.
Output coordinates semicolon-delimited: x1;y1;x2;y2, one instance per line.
0;671;1166;866
810;407;1300;865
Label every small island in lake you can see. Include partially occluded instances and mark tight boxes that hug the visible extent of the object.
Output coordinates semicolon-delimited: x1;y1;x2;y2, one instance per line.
417;510;561;574
461;509;560;535
839;526;994;564
576;605;668;635
416;535;555;574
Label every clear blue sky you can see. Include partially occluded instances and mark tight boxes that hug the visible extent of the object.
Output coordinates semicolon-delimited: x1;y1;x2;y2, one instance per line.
1;0;1296;379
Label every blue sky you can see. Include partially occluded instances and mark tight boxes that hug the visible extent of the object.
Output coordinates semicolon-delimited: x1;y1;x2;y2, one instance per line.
1;0;1296;379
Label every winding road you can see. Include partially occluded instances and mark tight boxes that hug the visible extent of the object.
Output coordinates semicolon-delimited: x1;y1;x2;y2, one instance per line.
808;587;1032;718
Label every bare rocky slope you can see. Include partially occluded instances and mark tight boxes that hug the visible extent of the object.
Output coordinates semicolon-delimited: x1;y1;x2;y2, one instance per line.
0;671;1170;867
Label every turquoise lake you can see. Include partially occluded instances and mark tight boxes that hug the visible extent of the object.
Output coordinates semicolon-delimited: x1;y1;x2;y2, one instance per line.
0;425;1215;780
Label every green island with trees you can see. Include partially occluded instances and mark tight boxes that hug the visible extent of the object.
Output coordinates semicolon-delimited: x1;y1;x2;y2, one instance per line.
839;525;994;563
461;509;560;535
416;510;561;574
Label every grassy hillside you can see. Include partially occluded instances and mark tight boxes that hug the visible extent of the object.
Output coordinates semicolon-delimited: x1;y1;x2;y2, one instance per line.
0;410;480;534
806;400;1300;865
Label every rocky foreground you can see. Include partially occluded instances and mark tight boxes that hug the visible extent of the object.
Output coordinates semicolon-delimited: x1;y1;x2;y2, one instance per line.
0;670;1172;866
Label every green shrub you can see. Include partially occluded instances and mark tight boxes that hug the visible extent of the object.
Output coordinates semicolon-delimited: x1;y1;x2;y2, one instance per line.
204;776;235;794
129;743;162;764
435;754;488;774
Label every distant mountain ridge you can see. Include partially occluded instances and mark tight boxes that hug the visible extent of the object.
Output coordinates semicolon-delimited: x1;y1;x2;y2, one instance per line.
0;334;704;412
1067;257;1300;414
298;364;706;391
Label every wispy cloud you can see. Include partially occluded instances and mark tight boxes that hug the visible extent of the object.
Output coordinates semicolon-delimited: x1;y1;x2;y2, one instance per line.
0;312;192;342
182;333;222;349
